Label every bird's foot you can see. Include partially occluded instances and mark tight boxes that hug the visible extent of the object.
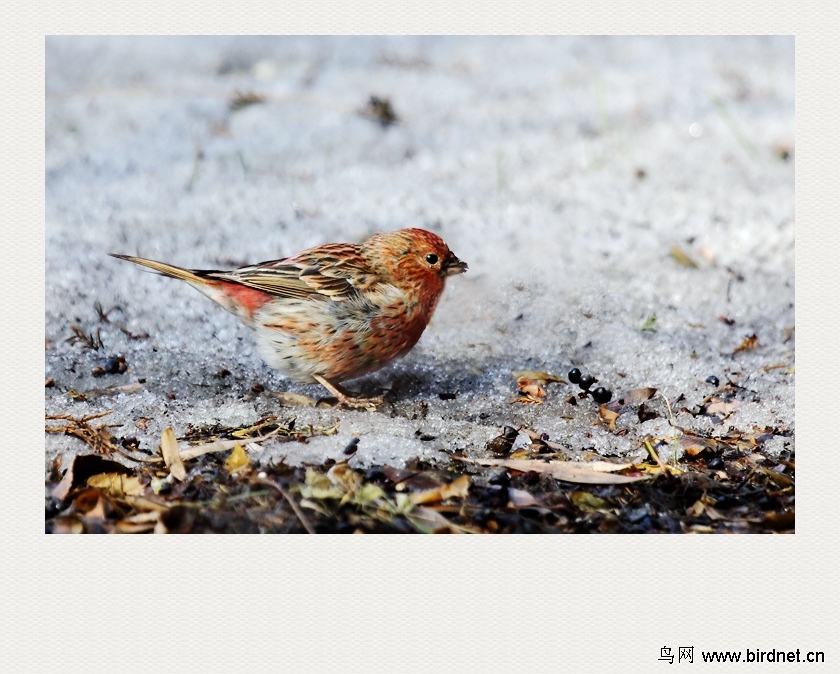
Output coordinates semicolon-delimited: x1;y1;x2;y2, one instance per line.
313;375;384;411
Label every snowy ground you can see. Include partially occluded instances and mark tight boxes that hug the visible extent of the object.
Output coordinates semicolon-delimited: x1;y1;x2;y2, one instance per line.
45;36;794;472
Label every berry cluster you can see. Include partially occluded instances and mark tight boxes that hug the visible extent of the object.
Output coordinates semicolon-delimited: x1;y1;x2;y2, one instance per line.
567;367;612;404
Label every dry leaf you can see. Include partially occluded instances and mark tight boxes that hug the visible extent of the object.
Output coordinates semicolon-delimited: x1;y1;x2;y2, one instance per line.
619;387;658;404
687;499;706;518
678;436;720;457
512;370;565;385
51;454;132;501
599;405;620;430
87;473;145;497
410;475;471;505
161;427;186;482
516;377;546;398
356;483;385;506
406;506;466;533
224;443;251;473
327;463;363;494
705;400;739;417
301;467;344;500
570;491;610;511
455;457;648;484
264;391;317;406
440;475;471;499
758;466;793;488
510;447;540;459
73;489;112;520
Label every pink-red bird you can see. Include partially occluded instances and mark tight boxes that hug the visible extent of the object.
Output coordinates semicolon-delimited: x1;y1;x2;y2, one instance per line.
111;228;467;409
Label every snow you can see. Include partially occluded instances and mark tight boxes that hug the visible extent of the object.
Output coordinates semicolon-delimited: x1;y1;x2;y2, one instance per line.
45;36;794;471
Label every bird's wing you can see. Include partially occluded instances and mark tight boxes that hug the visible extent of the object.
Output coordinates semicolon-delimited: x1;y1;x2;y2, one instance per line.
206;243;376;301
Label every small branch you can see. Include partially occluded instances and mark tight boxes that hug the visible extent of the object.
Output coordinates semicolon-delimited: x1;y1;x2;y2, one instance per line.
253;477;316;534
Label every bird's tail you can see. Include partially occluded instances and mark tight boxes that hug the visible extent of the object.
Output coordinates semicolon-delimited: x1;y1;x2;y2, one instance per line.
109;254;207;285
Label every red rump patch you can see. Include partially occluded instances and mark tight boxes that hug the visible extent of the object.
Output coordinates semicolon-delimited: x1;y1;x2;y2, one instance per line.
217;282;273;317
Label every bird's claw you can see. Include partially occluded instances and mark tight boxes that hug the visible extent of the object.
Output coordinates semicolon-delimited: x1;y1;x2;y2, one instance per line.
313;374;384;411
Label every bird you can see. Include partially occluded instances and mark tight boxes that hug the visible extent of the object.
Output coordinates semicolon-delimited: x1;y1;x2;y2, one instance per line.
111;228;468;410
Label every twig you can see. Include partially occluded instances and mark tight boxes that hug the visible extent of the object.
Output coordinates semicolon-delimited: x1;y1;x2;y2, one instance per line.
178;425;284;461
65;325;104;350
253;477;316;534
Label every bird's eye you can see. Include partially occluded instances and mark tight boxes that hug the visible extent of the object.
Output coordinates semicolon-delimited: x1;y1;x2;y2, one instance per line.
425;254;439;265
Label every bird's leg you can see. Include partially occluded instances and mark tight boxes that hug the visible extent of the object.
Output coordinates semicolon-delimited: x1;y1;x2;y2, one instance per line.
313;374;384;411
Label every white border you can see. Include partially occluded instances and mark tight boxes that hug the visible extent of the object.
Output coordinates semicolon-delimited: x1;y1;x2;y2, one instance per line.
4;3;835;672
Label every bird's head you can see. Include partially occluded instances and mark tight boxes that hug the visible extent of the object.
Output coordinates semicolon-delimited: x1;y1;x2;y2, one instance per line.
363;228;468;294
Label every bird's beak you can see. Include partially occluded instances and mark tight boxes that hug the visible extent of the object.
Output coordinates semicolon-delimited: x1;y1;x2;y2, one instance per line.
442;254;468;277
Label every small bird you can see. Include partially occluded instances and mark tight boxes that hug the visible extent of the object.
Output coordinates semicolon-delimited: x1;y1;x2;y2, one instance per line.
111;228;468;410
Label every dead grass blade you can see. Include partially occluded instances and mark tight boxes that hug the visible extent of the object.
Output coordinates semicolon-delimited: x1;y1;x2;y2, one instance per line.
455;457;649;484
160;427;186;481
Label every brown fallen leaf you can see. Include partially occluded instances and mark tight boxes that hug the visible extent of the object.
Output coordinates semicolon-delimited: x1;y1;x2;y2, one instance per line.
619;387;658;404
599;405;620;431
512;370;566;385
686;499;706;518
72;489;113;520
160;427;186;482
454;457;648;484
704;400;740;417
51;454;133;502
679;436;721;458
410;475;471;505
516;377;546;399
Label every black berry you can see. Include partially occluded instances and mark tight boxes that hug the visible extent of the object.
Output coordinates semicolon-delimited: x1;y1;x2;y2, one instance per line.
364;468;386;482
488;471;510;488
578;374;596;391
706;375;720;387
568;368;581;384
591;387;612;404
707;457;725;470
